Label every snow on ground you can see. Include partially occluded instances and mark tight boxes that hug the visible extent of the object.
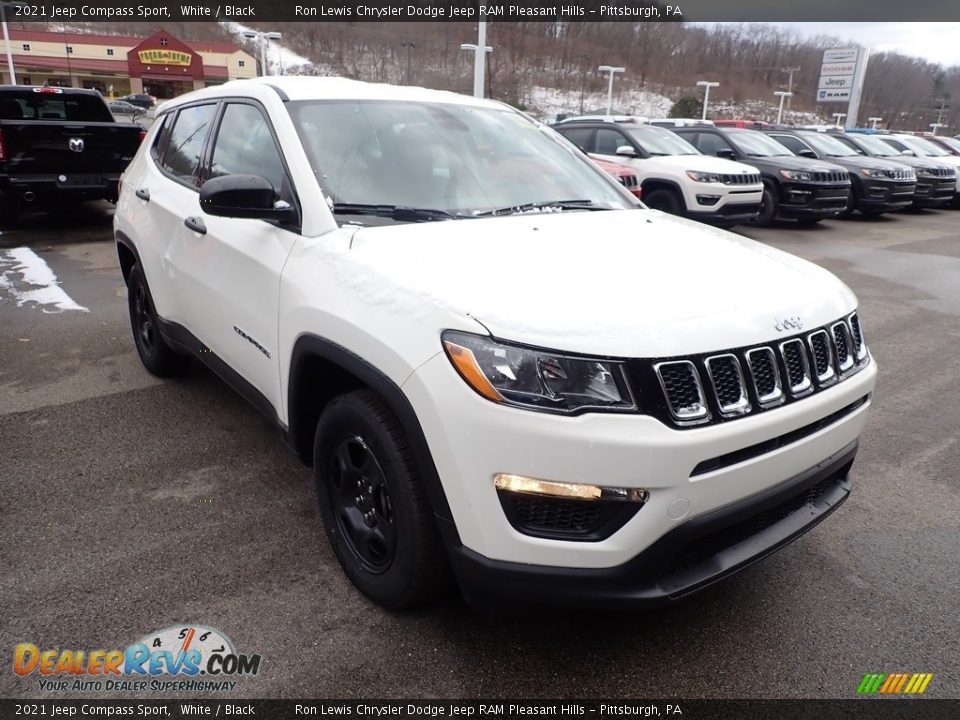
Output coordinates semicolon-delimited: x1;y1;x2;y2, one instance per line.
525;85;673;122
221;22;315;75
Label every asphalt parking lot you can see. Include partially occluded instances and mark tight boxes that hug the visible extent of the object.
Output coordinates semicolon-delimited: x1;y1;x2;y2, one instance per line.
2;204;959;700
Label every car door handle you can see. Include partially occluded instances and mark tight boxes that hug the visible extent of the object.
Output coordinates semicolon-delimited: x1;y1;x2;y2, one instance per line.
135;187;150;201
184;216;207;235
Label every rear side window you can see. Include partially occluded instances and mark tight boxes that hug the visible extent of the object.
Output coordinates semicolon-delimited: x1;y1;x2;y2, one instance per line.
208;103;287;194
694;132;734;157
160;104;217;186
557;127;593;152
773;135;811;155
0;90;113;121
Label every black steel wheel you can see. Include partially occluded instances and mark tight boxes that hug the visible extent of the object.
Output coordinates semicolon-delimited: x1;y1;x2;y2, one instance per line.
126;264;188;377
314;389;447;608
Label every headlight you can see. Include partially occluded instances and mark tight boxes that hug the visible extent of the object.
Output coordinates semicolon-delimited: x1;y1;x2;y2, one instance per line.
686;170;723;183
442;331;636;414
780;169;813;180
859;168;888;178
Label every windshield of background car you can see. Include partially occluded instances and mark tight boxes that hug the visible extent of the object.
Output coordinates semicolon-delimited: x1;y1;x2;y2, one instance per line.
287;100;636;215
852;135;901;157
624;126;701;155
935;136;960;153
901;136;951;156
728;131;794;157
800;132;858;157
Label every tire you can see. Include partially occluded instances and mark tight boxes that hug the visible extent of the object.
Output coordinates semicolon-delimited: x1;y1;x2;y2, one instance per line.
752;185;778;226
643;188;683;215
127;264;189;377
314;389;447;609
0;197;21;227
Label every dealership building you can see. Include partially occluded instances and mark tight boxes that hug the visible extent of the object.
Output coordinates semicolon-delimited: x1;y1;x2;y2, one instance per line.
0;28;257;98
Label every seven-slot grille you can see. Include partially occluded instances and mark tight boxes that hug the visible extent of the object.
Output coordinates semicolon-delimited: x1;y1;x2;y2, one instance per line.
888;168;914;181
811;170;850;183
925;167;956;178
649;313;868;427
721;173;762;185
617;174;639;189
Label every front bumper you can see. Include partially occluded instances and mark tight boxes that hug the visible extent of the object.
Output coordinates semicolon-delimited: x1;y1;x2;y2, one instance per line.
776;182;851;217
856;179;916;211
450;441;857;608
912;177;955;207
403;350;876;573
684;184;763;223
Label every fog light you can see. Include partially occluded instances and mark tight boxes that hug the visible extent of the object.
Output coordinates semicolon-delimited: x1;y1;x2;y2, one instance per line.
494;473;648;502
696;194;721;206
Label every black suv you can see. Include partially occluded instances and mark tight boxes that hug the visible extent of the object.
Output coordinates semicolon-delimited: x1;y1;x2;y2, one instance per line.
761;128;916;216
673;127;852;226
118;93;155;109
831;133;955;208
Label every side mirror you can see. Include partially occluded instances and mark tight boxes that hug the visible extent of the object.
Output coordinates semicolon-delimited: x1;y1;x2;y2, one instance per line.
716;148;736;160
616;145;638;157
901;150;915;156
798;149;817;159
199;174;297;224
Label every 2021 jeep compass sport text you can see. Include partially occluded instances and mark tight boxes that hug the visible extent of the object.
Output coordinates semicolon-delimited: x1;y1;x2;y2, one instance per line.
114;77;877;609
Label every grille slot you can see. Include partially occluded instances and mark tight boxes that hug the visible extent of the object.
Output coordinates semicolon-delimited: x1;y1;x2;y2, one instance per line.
812;170;850;183
746;347;783;407
807;329;836;385
705;354;750;416
655;361;709;424
848;313;866;361
831;322;854;373
779;339;813;396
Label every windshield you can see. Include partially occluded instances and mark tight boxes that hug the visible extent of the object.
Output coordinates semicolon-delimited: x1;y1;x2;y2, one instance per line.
935;136;960;153
728;131;794;157
800;132;858;157
850;135;900;157
287;100;636;220
625;125;701;155
900;135;951;157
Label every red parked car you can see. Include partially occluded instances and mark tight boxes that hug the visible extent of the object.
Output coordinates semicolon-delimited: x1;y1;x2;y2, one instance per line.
589;155;642;199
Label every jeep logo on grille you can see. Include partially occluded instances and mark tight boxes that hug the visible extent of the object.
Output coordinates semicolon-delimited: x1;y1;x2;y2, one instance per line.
775;316;804;332
68;138;85;153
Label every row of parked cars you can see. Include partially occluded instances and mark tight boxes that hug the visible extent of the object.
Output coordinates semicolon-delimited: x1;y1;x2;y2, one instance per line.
556;116;960;227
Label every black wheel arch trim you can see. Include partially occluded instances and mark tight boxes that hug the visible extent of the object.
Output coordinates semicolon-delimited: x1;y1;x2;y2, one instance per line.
289;334;458;533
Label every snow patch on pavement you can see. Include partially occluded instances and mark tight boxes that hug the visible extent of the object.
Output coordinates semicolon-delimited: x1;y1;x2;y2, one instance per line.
0;248;89;313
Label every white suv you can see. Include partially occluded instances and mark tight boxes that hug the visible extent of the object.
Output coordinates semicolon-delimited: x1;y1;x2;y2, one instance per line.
552;119;763;225
114;77;877;609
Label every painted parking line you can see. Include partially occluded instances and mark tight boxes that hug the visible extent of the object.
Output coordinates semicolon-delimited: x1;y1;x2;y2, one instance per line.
0;247;89;313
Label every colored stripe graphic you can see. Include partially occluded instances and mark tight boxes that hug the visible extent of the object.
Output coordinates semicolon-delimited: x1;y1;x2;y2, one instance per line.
857;672;933;695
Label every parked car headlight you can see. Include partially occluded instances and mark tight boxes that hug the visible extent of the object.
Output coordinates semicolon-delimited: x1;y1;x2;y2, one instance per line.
442;331;636;414
686;170;724;183
779;169;813;180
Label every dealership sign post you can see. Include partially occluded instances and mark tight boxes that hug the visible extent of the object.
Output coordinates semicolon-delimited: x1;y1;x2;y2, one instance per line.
816;47;870;129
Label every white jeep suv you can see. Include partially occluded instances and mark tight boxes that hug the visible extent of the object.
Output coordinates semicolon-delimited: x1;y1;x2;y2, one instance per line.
114;77;877;609
553;119;763;225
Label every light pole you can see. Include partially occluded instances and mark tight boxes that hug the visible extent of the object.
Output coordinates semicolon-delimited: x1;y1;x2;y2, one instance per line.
868;116;883;129
598;65;625;116
460;14;492;98
1;3;15;85
774;91;792;125
696;80;719;121
930;123;947;136
832;112;846;128
782;66;800;111
401;41;416;84
242;29;282;76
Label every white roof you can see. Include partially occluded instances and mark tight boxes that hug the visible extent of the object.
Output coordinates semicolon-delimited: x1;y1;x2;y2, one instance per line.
159;75;498;112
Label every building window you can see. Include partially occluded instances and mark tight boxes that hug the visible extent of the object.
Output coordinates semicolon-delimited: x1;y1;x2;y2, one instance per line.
238;60;245;67
22;76;31;85
66;46;74;54
159;38;169;47
22;44;30;51
107;48;114;56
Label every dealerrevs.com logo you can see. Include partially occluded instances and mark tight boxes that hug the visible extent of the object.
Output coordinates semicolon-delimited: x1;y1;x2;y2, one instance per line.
13;625;262;692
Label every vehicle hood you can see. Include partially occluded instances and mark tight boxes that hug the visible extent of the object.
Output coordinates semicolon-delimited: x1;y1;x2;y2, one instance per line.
751;155;849;173
821;155;906;172
643;154;759;175
346;210;856;357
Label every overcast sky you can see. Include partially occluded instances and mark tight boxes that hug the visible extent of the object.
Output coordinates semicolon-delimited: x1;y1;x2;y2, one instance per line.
763;23;960;67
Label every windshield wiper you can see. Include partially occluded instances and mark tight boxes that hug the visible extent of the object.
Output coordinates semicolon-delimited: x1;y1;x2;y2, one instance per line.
472;200;609;218
331;203;463;222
